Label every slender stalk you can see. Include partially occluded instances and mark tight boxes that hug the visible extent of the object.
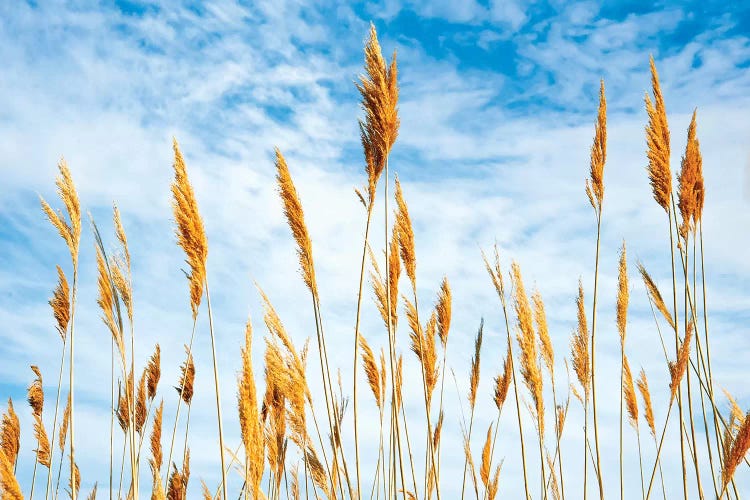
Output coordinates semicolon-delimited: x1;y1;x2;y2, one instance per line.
204;281;228;500
352;203;374;500
584;396;589;500
164;320;197;497
636;428;645;500
110;337;114;500
620;346;624;500
551;378;566;500
645;403;675;500
30;441;39;499
460;406;477;499
44;340;67;500
590;210;604;499
666;210;688;500
69;270;78;500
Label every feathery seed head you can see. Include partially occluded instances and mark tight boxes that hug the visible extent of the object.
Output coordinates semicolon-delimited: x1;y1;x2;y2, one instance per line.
678;109;703;236
28;365;44;417
587;79;607;210
1;399;20;467
147;344;161;401
623;355;639;429
40;159;82;269
436;277;452;348
176;346;195;405
645;56;672;212
571;280;590;399
616;242;629;345
50;265;70;341
533;289;554;375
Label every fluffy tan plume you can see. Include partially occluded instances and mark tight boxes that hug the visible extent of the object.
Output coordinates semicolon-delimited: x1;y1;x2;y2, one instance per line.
494;338;513;410
0;447;23;500
616;242;629;345
533;290;554;375
147;344;161;401
50;265;70;341
96;246;126;369
150;400;164;474
1;399;20;467
637;262;675;330
436;277;452;348
359;335;383;410
176;346;195;405
34;413;52;467
571;280;590;399
482;245;505;301
136;370;147;434
357;23;400;205
469;319;484;409
645;56;672;212
678;109;703;236
40;159;81;268
512;263;544;433
668;320;693;403
394;176;416;289
274;148;318;300
622;355;639;429
722;409;750;491
637;369;656;437
586;79;607;210
60;393;71;452
480;424;493;488
28;365;44;417
171;138;208;320
238;319;264;498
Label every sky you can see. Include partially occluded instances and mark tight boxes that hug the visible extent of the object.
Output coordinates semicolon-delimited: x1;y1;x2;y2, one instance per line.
1;0;750;498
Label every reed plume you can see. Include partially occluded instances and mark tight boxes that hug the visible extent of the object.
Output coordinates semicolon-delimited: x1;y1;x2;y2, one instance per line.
32;415;52;470
359;335;383;409
617;244;628;345
585;80;607;210
60;393;71;451
637;263;675;330
1;399;20;468
69;458;80;498
494;340;512;411
722;410;750;493
468;319;483;410
147;345;161;402
136;371;147;434
0;448;23;500
176;347;195;405
150;401;164;477
637;370;656;437
533;290;554;375
40;160;82;269
274;148;318;299
28;365;44;418
50;266;70;341
238;319;264;498
645;56;671;212
668;320;693;404
356;23;399;205
623;356;638;429
171;138;208;320
677;110;702;237
436;278;451;348
394;177;416;289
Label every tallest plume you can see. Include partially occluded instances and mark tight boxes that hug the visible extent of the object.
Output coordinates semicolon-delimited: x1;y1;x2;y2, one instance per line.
357;24;400;205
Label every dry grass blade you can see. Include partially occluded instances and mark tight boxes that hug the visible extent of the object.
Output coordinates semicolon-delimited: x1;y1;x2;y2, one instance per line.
637;262;675;330
34;413;52;467
147;344;161;401
637;369;656;437
722;410;750;492
482;245;505;300
645;56;672;212
0;447;23;499
86;483;98;500
533;290;554;375
586;79;607;210
512;262;544;431
50;265;71;341
1;399;20;466
487;462;502;500
28;365;44;417
622;355;639;429
616;242;628;345
356;23;399;205
39;159;81;268
305;445;330;498
171;138;208;320
677;109;703;236
238;319;264;497
436;277;451;348
433;410;444;450
571;280;590;399
176;346;195;405
274;148;318;299
547;452;560;500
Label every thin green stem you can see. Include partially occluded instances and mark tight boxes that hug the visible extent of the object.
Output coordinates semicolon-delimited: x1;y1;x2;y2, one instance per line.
590;211;604;499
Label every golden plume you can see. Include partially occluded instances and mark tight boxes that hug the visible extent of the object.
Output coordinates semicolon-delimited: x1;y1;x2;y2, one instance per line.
493;338;513;411
40;159;81;268
357;23;400;205
394;176;416;289
28;365;44;417
469;319;484;409
637;262;675;330
0;447;23;500
1;399;20;467
645;56;672;212
571;280;590;399
622;355;639;429
171;138;208;320
636;369;655;437
436;277;452;348
60;393;71;451
616;242;629;345
668;319;693;403
147;344;161;401
359;335;383;410
238;319;264;498
533;289;554;375
678;109;703;236
176;346;195;405
586;79;607;210
50;265;70;341
34;413;52;467
722;409;750;492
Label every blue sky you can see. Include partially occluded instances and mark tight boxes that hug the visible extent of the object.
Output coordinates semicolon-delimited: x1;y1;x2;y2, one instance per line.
1;0;750;498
